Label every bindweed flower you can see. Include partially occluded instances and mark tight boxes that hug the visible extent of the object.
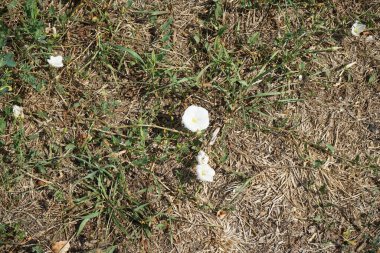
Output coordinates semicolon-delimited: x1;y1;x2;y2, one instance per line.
196;150;209;165
13;105;24;119
47;55;64;68
196;163;215;182
182;105;209;132
351;21;366;37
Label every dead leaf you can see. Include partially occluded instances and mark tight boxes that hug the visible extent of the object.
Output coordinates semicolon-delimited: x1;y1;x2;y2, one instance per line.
209;127;221;146
36;179;47;186
201;82;212;88
216;209;227;219
51;241;70;253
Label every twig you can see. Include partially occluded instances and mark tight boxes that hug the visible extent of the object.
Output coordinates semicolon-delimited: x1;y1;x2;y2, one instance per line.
23;171;54;185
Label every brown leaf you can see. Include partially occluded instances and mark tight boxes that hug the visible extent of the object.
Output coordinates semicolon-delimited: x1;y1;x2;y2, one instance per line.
36;179;47;186
201;82;212;88
216;210;227;219
51;241;70;253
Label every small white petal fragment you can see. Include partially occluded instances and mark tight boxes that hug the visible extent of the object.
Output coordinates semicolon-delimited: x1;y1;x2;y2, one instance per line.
52;27;57;36
351;21;366;37
47;55;64;68
365;35;374;42
209;127;220;146
51;241;70;253
196;150;209;165
182;105;210;132
12;105;24;119
196;164;215;182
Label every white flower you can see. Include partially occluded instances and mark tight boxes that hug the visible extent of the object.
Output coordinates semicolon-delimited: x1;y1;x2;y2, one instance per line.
196;150;209;165
12;105;24;119
351;21;366;37
182;105;209;132
47;55;64;68
196;164;215;182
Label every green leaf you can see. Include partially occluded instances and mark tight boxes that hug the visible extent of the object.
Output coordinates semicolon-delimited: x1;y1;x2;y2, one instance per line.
0;53;16;68
196;63;211;84
214;1;223;19
0;118;6;134
193;34;200;44
133;203;149;213
65;143;76;152
76;211;101;236
113;45;144;64
368;72;377;85
0;85;12;95
35;163;46;174
25;0;39;19
20;65;45;91
313;159;325;169
0;21;9;48
104;246;118;253
248;32;260;46
7;0;19;10
5;54;16;67
31;245;44;253
160;18;173;31
217;26;227;36
249;91;286;98
326;144;335;154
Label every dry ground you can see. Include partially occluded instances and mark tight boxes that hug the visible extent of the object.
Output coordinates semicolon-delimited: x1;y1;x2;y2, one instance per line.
0;0;380;252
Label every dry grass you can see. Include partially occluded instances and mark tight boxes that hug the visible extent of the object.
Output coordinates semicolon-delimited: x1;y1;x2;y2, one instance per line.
0;0;379;252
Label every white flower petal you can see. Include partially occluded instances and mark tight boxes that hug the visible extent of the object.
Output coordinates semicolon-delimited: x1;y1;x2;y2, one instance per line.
12;105;24;119
182;105;210;132
196;150;209;165
351;21;366;37
196;164;215;182
47;55;64;68
365;35;374;42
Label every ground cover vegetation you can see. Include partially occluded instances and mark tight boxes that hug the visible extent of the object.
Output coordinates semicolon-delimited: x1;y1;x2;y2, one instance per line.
0;0;379;252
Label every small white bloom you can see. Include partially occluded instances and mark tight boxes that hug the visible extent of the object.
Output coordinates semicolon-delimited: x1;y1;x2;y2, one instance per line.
196;163;215;182
12;105;24;119
47;55;64;68
351;21;366;37
182;105;209;132
196;150;209;165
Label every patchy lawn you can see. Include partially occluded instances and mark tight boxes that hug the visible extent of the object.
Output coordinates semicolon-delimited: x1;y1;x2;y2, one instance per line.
0;0;379;252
